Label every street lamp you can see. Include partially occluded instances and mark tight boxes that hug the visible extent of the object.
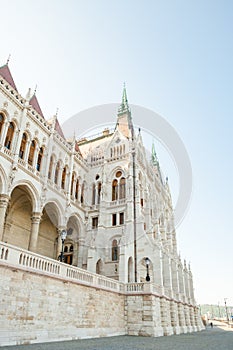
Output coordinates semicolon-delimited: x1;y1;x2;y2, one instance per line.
224;298;229;322
60;229;67;262
145;257;150;282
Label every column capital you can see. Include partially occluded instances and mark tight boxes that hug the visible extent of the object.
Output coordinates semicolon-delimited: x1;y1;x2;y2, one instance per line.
31;212;42;224
0;194;10;208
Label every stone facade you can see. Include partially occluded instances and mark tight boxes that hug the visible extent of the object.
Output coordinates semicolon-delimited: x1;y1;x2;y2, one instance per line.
0;63;204;345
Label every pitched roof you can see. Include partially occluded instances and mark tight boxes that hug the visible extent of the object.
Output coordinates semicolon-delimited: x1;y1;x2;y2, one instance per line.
0;64;18;92
55;118;65;139
29;94;44;118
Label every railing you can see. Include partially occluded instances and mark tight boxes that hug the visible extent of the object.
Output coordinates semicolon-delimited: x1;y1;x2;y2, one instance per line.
0;241;187;301
0;242;124;293
110;199;126;206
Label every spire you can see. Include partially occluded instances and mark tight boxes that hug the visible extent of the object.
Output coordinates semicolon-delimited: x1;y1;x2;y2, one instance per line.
116;83;134;138
118;82;130;114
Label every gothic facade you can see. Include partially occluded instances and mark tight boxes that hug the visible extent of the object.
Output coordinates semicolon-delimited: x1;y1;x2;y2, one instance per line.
0;63;203;341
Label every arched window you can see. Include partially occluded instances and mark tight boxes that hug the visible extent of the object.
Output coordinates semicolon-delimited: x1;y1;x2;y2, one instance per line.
96;259;103;274
112;179;118;201
112;170;126;201
4;122;15;150
19;133;27;159
112;239;119;261
48;156;53;179
75;179;79;200
71;172;75;196
61;166;67;189
80;183;85;204
54;162;60;184
97;182;101;204
36;147;43;171
0;113;5;136
28;140;36;165
119;177;126;199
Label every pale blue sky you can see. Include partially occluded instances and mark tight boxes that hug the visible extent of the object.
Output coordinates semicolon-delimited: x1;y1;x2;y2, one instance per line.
1;0;232;307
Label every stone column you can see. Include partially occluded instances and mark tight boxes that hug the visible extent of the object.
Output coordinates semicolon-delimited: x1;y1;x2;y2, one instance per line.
170;300;180;334
184;305;192;332
189;306;197;332
28;212;41;252
160;298;173;335
0;194;9;241
177;302;187;334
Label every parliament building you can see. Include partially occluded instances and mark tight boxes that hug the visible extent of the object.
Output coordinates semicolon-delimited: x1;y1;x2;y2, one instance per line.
0;62;204;346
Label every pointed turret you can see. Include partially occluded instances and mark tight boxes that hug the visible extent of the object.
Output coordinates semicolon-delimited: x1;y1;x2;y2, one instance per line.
151;142;159;166
0;61;18;92
29;87;44;118
116;84;134;139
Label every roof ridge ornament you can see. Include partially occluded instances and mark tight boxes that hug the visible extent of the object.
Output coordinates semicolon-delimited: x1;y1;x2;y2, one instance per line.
6;54;11;65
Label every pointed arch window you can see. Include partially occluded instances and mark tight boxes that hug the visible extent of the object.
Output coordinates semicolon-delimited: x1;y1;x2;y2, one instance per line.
61;166;67;189
75;179;79;200
71;172;75;196
48;155;53;179
36;147;43;171
112;239;119;261
4;122;15;150
112;170;126;201
80;183;85;204
97;182;101;204
54;162;60;184
19;133;27;159
119;177;126;199
112;179;118;201
28;140;36;165
0;113;4;136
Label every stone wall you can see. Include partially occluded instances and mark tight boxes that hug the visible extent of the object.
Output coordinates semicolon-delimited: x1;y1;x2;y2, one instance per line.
0;265;126;346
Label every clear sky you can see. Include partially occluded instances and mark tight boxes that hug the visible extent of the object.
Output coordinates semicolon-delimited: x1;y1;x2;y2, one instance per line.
1;0;232;307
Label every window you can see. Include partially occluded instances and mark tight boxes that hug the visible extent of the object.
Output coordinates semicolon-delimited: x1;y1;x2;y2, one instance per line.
92;217;98;229
54;162;59;184
119;212;124;225
97;182;101;204
0;113;4;135
81;183;85;203
28;140;36;165
75;179;79;199
112;239;118;261
36;147;43;171
112;170;126;201
119;177;126;199
112;179;118;201
141;198;144;207
71;172;75;196
61;166;67;189
112;213;117;226
48;156;53;179
4;122;15;150
19;133;27;159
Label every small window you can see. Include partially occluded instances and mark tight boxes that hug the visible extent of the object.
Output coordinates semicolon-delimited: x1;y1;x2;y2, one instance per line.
141;198;144;207
112;213;117;226
116;171;122;178
92;217;98;229
119;212;124;225
112;239;118;261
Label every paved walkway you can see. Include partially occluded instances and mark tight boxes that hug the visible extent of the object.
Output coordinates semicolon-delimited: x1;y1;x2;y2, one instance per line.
2;324;233;350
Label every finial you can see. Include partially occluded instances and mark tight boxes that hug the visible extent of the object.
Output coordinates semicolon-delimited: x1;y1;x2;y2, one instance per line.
166;176;168;183
6;54;11;65
34;84;37;95
55;107;59;117
138;127;141;133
